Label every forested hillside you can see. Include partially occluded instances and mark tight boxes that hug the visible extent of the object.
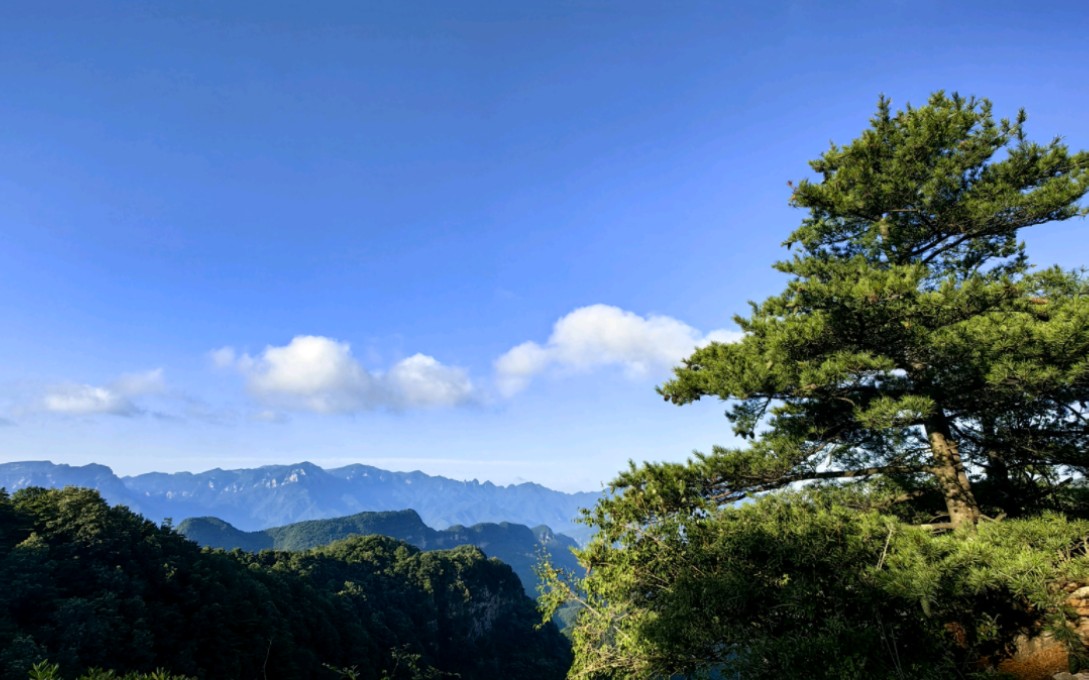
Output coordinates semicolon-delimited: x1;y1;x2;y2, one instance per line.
0;487;571;679
176;509;582;597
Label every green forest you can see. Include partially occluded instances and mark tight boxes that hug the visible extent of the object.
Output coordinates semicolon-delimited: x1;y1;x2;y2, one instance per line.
0;486;570;679
541;92;1089;679
175;509;582;600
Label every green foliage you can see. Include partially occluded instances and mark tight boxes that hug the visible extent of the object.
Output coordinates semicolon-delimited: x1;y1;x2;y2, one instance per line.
548;92;1089;678
27;660;194;679
546;492;1089;679
0;487;571;680
660;91;1089;527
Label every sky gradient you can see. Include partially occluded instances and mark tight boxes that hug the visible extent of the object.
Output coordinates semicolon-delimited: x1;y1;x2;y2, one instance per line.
2;1;1088;491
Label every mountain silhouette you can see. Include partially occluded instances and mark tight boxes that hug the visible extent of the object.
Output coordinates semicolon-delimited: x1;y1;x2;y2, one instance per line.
176;508;582;596
0;460;600;542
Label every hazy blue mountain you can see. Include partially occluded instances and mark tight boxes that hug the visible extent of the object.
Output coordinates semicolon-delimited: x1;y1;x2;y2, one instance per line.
0;461;148;515
176;508;582;596
0;460;600;542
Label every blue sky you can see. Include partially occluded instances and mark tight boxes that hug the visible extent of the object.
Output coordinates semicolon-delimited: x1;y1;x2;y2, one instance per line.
1;1;1087;491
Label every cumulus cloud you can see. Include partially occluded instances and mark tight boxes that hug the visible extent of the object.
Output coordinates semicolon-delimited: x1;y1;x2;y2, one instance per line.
249;335;375;413
387;354;475;408
43;384;138;416
218;335;474;413
494;304;741;396
42;368;168;417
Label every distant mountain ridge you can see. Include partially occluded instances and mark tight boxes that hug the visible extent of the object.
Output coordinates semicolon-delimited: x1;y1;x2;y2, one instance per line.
176;508;582;596
0;460;600;542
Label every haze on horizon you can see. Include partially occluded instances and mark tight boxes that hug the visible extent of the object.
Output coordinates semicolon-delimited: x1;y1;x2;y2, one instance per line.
2;1;1087;492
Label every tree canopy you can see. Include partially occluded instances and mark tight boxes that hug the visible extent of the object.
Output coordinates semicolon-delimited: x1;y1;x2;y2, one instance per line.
658;91;1089;528
0;487;571;680
545;92;1089;679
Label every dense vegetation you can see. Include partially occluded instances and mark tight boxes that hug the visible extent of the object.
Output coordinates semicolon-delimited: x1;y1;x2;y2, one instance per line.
176;509;581;598
0;487;571;679
543;92;1089;678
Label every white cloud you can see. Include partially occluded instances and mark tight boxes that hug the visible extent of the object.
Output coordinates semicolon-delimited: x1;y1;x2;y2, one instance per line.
494;304;741;396
41;368;168;417
387;353;474;408
43;384;137;416
493;342;551;397
219;335;474;413
249;335;375;413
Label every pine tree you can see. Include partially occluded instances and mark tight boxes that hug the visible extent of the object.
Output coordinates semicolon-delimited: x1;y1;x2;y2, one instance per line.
541;93;1089;680
659;92;1089;528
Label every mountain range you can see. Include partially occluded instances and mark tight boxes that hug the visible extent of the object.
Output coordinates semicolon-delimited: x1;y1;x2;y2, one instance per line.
0;460;601;542
176;508;581;596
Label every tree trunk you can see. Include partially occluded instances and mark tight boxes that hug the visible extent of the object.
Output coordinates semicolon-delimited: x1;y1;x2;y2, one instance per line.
925;411;981;529
980;419;1017;517
983;450;1019;517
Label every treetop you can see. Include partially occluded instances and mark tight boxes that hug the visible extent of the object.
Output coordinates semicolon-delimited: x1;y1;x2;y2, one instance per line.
786;91;1089;279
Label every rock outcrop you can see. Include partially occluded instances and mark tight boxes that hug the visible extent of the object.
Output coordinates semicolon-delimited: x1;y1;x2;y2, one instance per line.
997;583;1089;680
